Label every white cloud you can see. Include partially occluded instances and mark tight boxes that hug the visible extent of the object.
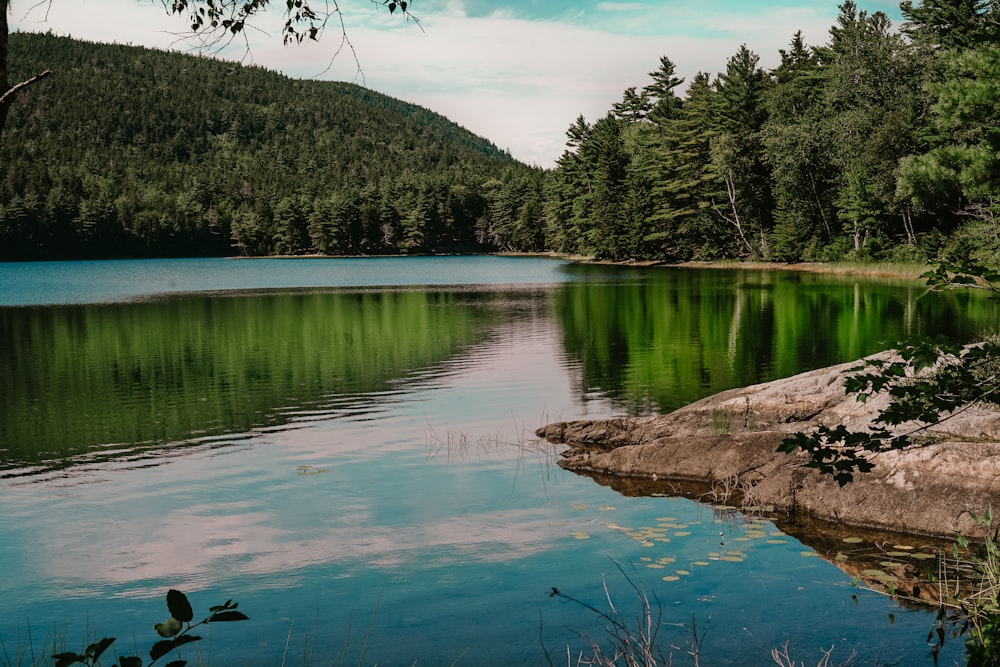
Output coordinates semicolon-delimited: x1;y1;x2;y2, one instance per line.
595;2;647;11
9;0;864;167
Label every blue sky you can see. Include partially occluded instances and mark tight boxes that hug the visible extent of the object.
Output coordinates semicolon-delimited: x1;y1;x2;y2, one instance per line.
10;0;904;167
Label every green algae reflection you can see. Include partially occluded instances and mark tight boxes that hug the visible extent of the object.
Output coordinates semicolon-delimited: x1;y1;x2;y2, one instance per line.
0;289;494;470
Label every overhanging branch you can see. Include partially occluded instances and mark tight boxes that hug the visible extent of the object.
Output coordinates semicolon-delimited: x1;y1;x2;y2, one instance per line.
0;68;53;108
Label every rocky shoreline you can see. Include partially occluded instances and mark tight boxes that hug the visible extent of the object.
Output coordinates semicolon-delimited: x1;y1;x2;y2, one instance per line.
537;353;1000;540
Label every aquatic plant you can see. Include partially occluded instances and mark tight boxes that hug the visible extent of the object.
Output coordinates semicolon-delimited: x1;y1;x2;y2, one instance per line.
923;510;1000;666
546;562;673;667
545;560;723;667
48;589;247;667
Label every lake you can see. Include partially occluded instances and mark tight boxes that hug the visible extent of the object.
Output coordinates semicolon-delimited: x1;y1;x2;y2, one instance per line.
1;256;995;666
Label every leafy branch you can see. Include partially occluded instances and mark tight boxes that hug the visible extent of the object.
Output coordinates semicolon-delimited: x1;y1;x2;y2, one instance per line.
779;262;1000;486
163;0;421;46
51;589;248;667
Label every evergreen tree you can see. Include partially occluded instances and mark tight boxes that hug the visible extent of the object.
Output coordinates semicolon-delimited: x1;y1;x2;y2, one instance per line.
640;73;718;260
643;55;685;123
612;87;652;124
586;115;631;260
898;48;1000;231
900;0;999;49
709;45;773;259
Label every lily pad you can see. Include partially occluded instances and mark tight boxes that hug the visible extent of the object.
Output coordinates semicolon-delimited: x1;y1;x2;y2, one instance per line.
571;531;590;540
662;575;680;582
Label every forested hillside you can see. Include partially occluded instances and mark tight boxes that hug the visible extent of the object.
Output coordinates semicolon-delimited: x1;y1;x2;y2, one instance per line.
544;0;1000;265
0;32;545;259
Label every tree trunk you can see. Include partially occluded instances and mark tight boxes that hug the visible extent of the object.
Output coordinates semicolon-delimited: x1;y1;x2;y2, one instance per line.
901;207;916;244
722;168;756;256
1;0;10;137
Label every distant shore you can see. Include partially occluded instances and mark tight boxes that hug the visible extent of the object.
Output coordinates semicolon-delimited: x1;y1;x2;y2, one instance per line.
502;252;930;280
226;251;930;281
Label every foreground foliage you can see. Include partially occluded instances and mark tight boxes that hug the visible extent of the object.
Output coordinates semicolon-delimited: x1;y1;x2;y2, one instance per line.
50;590;247;667
928;511;1000;667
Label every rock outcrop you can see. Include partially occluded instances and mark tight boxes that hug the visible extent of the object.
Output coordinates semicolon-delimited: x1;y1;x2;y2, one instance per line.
537;353;1000;539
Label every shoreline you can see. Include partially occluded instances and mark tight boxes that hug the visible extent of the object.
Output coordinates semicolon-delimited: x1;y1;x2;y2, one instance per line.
228;251;931;281
537;354;1000;542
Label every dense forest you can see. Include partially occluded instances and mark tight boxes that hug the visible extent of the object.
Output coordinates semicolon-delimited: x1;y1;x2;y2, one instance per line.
547;0;1000;265
0;32;545;259
1;0;998;263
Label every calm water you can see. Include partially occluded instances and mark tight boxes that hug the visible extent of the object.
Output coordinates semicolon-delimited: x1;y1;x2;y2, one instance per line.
2;256;996;665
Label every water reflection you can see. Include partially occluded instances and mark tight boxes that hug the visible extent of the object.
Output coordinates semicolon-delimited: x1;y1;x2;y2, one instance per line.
557;266;1000;414
0;289;501;473
2;263;987;665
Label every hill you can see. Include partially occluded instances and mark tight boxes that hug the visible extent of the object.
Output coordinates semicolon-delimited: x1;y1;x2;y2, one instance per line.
0;32;544;259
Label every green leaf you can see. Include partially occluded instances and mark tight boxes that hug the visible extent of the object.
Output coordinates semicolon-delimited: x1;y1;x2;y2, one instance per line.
53;653;83;667
119;657;143;667
166;589;194;623
150;635;201;662
84;637;116;662
156;617;184;638
208;610;250;622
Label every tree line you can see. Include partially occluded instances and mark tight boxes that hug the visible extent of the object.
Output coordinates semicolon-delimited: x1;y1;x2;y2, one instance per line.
545;0;1000;265
1;0;998;263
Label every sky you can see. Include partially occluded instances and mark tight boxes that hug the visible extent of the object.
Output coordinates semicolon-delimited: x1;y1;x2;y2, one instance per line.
9;0;904;167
